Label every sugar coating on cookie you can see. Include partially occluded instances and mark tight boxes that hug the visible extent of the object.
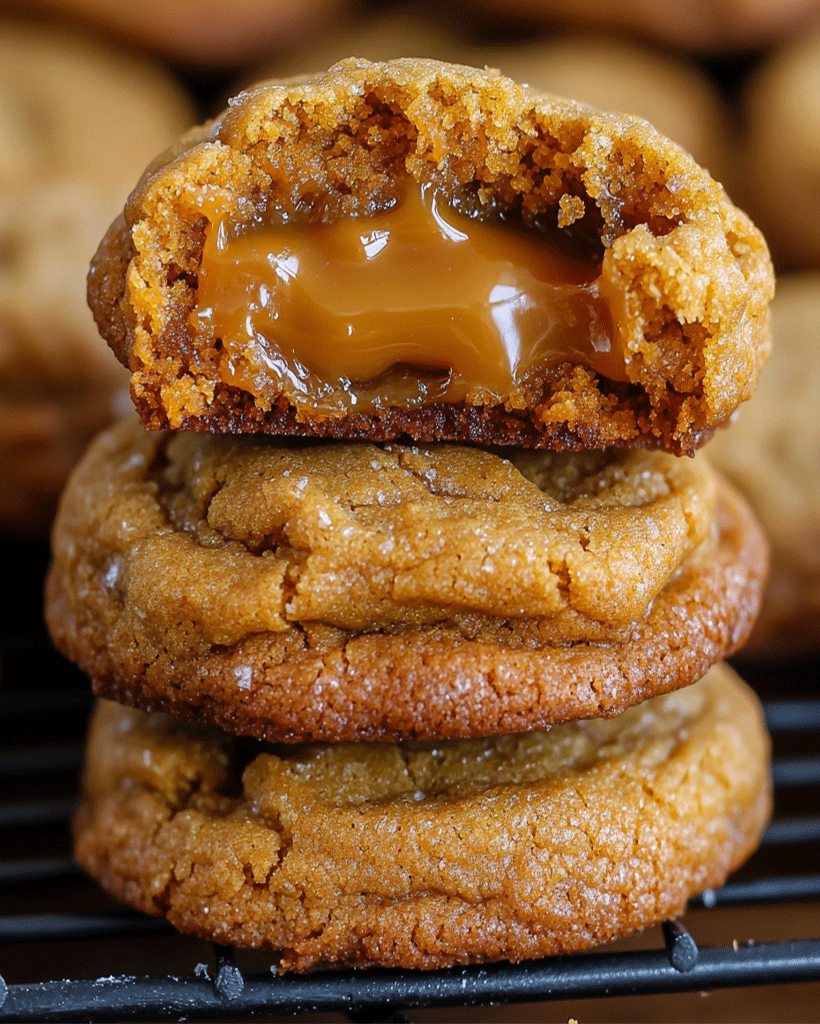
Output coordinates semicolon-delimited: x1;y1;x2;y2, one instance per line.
480;34;733;193
89;58;773;456
74;664;771;971
46;417;767;742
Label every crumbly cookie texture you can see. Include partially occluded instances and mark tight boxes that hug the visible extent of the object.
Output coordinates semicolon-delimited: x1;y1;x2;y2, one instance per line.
74;664;771;972
477;35;734;193
707;273;820;655
46;417;766;742
88;58;773;456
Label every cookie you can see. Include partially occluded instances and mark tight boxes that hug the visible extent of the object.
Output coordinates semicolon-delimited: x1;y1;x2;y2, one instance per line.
19;0;343;66
88;58;773;457
476;34;733;193
254;8;470;81
707;273;820;655
73;663;771;972
262;33;733;193
46;416;767;742
0;20;192;532
476;0;820;51
742;25;820;270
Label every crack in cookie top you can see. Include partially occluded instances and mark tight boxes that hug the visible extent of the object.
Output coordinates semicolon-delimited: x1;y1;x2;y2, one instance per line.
51;418;716;641
74;665;771;970
88;58;774;456
46;418;767;742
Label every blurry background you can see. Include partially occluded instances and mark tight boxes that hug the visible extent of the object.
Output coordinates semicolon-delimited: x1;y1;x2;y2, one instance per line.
0;0;819;1019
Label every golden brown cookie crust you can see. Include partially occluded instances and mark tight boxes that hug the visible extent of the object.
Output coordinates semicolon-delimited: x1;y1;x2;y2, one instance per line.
88;58;773;456
74;664;771;972
46;418;767;742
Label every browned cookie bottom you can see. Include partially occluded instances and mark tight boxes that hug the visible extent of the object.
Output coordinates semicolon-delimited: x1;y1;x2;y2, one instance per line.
74;664;770;973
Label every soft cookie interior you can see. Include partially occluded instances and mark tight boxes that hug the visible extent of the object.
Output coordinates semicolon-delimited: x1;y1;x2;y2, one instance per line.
89;58;773;455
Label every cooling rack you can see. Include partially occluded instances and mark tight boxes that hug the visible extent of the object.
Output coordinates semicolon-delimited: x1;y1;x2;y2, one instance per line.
1;539;819;1023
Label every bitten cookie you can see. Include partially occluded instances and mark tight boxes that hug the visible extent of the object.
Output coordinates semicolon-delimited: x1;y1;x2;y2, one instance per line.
88;58;773;457
477;34;733;193
74;664;772;972
0;20;192;532
707;273;820;655
46;417;767;742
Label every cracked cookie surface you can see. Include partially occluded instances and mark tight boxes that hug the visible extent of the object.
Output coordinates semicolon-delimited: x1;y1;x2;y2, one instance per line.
46;417;767;742
74;664;771;971
88;57;773;456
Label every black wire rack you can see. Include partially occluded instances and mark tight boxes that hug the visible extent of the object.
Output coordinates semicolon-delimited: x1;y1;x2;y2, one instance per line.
1;541;819;1023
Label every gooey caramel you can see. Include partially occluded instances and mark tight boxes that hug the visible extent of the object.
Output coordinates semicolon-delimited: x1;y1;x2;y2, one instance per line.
192;180;626;412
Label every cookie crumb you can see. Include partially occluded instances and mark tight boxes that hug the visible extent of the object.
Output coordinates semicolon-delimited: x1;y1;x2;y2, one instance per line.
558;194;585;227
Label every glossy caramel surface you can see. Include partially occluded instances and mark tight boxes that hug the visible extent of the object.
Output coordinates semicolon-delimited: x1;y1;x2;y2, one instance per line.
192;179;626;412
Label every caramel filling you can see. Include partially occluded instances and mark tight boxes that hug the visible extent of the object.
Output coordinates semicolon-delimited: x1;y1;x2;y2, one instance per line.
192;180;626;412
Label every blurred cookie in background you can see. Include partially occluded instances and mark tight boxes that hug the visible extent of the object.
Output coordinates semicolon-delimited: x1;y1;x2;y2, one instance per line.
0;20;193;533
16;0;346;66
472;34;734;191
708;273;820;657
249;5;470;81
475;0;820;51
742;25;820;270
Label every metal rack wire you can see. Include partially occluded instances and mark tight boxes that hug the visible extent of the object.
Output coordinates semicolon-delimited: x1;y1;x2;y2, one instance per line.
1;602;819;1022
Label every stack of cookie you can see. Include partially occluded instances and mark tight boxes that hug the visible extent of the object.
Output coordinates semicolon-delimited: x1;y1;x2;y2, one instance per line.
47;59;774;973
